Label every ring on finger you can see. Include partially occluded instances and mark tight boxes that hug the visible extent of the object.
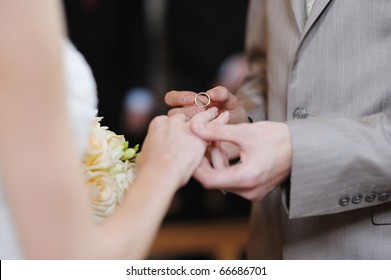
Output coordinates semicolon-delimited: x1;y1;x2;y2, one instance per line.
194;92;211;108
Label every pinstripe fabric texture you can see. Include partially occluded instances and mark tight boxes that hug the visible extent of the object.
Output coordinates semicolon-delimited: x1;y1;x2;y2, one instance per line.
239;0;391;259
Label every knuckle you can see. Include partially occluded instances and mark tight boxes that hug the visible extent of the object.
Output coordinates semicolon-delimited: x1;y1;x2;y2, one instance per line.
167;109;176;117
202;183;214;190
192;107;205;116
249;193;262;202
194;175;214;189
248;168;267;185
150;115;167;127
244;193;256;201
170;116;184;125
238;169;257;186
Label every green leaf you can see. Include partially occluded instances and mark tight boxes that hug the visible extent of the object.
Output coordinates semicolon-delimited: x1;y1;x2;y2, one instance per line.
123;141;129;151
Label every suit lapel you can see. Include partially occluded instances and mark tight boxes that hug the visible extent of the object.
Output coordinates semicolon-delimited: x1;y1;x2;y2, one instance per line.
290;0;306;33
300;0;333;41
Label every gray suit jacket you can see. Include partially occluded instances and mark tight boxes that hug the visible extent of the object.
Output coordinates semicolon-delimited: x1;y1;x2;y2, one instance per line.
238;0;391;259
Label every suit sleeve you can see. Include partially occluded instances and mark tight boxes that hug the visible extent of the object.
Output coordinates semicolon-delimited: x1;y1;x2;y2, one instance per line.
287;112;391;218
236;0;267;122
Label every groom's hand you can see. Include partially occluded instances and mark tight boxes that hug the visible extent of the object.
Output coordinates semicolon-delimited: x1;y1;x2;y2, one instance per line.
165;86;249;125
190;120;292;201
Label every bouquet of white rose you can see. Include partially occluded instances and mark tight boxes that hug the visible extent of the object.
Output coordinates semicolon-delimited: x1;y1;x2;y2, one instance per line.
82;117;138;223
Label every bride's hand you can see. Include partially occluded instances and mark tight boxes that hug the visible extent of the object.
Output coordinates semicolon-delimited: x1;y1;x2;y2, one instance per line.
136;107;230;190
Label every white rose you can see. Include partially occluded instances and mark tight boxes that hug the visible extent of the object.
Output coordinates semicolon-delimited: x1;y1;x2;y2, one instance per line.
87;172;119;223
83;117;138;223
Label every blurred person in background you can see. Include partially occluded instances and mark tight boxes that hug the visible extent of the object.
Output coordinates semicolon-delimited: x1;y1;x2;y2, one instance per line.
216;53;248;94
122;87;156;146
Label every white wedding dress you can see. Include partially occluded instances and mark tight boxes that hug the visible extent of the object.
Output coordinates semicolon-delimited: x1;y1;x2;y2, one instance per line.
0;40;98;259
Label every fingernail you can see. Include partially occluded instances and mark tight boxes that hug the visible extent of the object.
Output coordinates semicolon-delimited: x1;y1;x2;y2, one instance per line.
209;107;218;113
223;111;230;118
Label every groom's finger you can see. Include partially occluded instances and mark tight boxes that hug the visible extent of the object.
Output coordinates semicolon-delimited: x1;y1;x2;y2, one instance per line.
207;86;238;110
207;86;231;104
195;164;253;189
210;143;229;170
165;90;196;107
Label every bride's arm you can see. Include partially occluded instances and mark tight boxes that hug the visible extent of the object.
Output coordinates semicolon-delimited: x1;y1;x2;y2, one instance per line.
0;0;90;259
98;112;220;259
0;0;216;259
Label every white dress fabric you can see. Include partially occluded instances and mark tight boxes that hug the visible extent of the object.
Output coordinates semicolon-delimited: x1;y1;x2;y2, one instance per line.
0;40;98;259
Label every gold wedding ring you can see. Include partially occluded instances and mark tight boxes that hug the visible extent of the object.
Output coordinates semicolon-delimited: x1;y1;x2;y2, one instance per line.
194;92;211;108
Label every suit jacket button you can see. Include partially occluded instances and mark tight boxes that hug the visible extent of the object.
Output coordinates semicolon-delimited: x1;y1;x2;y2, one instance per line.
365;192;377;202
339;196;350;206
378;192;390;201
292;107;308;120
352;193;363;204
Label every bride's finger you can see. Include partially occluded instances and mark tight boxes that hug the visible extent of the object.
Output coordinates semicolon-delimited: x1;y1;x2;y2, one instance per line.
210;111;230;125
170;113;189;122
167;106;206;118
190;107;218;124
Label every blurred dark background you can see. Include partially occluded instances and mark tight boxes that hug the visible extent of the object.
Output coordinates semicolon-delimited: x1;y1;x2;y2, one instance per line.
63;0;251;259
